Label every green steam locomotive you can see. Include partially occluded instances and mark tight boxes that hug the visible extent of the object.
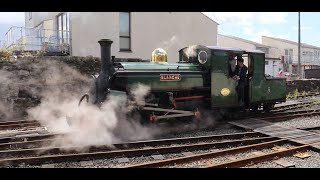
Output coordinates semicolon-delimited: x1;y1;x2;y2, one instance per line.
82;39;287;123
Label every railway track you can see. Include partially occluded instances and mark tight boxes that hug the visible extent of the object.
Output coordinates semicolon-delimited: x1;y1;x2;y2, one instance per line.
0;121;319;168
260;109;320;122
0;96;319;137
1;103;320;151
273;100;320;112
0;120;40;131
235;99;320;120
123;139;299;168
0;96;318;167
0;131;273;167
1;96;319;129
123;125;320;168
287;92;320;100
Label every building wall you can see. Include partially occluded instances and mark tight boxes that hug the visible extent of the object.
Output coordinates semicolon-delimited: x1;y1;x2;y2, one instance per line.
262;37;320;64
25;12;60;28
301;47;320;64
268;47;282;59
265;59;282;77
25;12;217;62
262;36;320;78
70;12;217;62
262;36;299;64
217;35;256;50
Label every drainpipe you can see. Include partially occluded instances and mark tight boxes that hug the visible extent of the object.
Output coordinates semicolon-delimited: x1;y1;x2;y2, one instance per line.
68;12;72;56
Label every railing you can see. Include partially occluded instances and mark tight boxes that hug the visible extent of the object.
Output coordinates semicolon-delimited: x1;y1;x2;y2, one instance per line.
3;26;71;55
284;55;320;65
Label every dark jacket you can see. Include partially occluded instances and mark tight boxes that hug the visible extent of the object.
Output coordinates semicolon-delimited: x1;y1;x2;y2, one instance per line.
233;65;248;85
228;64;235;78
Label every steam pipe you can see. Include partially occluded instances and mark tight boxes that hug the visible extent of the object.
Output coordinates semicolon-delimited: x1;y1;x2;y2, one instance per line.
78;94;89;106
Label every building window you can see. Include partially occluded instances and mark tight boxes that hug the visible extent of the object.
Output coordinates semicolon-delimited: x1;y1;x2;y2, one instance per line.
119;12;131;51
285;49;293;64
29;12;32;20
56;12;70;44
265;61;269;65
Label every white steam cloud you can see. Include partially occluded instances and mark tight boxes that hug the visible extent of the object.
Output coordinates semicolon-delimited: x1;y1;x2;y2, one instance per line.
24;61;162;152
129;83;151;106
0;101;12;120
184;45;198;59
0;69;16;120
159;36;178;51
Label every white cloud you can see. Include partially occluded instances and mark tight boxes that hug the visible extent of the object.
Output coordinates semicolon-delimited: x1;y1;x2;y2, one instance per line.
0;12;25;24
204;12;253;26
243;27;253;35
204;12;288;26
247;30;290;43
292;26;312;31
203;12;291;45
257;12;288;24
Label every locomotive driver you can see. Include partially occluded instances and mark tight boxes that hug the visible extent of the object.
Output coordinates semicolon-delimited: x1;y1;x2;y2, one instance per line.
233;57;248;107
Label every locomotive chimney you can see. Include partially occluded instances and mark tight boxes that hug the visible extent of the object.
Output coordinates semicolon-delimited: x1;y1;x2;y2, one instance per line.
90;39;113;105
98;39;113;75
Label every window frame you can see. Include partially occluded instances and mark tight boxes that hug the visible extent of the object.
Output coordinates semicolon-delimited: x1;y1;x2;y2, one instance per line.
119;12;131;52
56;12;69;44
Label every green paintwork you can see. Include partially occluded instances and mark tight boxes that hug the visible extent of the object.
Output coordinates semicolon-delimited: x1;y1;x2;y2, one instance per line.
211;72;238;107
115;62;204;91
249;54;286;103
210;49;286;108
120;62;202;71
125;73;203;91
210;50;241;108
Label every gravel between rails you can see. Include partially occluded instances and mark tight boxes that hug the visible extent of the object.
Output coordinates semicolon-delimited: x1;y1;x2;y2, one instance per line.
274;116;320;129
161;124;244;139
163;144;295;168
0;127;45;134
244;150;320;168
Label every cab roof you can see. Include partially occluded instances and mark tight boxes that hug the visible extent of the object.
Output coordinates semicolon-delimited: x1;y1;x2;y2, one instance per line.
206;46;265;54
179;46;265;54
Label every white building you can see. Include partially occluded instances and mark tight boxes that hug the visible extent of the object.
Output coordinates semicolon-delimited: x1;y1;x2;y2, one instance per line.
218;34;283;77
262;36;320;78
22;12;218;62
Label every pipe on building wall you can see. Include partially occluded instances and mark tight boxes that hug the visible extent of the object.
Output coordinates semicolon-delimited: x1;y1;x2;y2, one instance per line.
68;12;72;56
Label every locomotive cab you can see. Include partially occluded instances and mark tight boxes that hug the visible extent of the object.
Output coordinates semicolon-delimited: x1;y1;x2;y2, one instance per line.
207;46;286;113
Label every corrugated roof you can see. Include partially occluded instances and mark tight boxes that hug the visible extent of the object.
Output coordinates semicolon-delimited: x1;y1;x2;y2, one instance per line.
207;46;243;52
262;36;320;49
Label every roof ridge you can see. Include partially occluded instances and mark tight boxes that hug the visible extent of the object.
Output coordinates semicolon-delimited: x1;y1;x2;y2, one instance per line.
219;34;270;47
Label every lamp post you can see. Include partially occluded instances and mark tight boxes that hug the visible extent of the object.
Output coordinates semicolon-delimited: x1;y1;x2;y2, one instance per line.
298;12;301;78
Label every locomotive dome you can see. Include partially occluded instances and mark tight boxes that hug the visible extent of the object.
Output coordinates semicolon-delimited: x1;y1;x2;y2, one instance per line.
151;48;168;63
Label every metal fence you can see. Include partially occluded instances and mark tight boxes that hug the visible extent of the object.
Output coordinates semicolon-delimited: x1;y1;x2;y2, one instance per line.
284;54;320;65
3;26;71;55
